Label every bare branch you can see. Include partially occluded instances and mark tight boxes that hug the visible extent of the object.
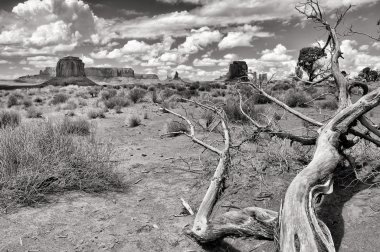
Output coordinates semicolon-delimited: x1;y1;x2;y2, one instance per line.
163;107;222;155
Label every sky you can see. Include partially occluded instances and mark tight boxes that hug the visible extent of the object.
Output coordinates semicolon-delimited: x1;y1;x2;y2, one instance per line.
0;0;379;81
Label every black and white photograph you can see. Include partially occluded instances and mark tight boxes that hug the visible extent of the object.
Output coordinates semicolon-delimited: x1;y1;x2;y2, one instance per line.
0;0;380;251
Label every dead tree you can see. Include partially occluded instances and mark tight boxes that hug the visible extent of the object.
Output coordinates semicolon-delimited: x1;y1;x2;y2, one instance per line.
163;1;380;251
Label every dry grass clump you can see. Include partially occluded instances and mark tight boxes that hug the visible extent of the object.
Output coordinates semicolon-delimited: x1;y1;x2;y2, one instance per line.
128;88;147;103
87;109;106;119
223;98;266;124
7;93;23;108
61;100;78;110
165;120;189;137
100;89;117;100
0;110;21;128
33;96;43;104
283;90;311;108
257;138;313;174
26;107;43;118
59;117;91;136
104;96;130;109
128;115;141;128
317;98;338;110
0;120;124;210
50;93;69;105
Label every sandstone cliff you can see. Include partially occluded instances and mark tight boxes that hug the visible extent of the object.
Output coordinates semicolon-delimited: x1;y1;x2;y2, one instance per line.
85;67;134;78
56;56;86;78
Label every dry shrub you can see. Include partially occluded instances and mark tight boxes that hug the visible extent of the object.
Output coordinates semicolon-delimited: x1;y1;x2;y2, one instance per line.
165;120;189;137
0;120;124;210
115;106;122;114
223;98;266;124
258;138;313;173
104;96;130;109
0;110;21;128
100;89;117;100
88;86;101;98
271;82;293;91
87;109;105;119
22;98;33;108
347;141;380;185
128;88;147;103
128;115;141;127
283;90;311;108
50;93;69;105
59;117;91;136
26;107;43;118
61;100;78;110
318;98;338;110
159;88;176;101
7;94;21;108
33;97;43;103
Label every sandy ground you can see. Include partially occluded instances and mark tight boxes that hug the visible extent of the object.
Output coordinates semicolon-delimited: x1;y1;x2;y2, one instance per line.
0;97;380;251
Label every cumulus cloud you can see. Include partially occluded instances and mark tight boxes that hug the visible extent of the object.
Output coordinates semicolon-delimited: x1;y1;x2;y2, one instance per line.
0;0;96;56
260;44;292;61
0;60;9;64
340;39;380;74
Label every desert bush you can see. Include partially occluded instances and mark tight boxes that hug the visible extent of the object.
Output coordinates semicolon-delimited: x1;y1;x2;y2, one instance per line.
87;109;105;119
104;96;130;109
159;88;176;101
223;98;266;123
114;106;122;114
0;110;21;128
148;85;156;92
61;100;78;110
128;88;147;103
59;117;91;136
88;86;101;98
151;89;159;103
211;90;226;97
100;89;117;100
128;115;141;127
201;110;215;128
177;89;199;99
189;82;200;90
22;98;33;108
26;107;43;118
271;82;293;91
78;98;88;107
283;90;310;108
0;120;123;209
165;120;189;137
258;138;313;173
66;110;75;117
318;98;338;110
176;85;186;92
50;93;69;105
7;94;19;108
33;97;43;103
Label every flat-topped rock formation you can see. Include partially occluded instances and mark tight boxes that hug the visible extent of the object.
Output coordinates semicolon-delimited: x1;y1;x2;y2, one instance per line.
85;67;134;78
42;57;96;87
227;61;248;81
13;56;161;87
134;73;159;80
56;56;86;78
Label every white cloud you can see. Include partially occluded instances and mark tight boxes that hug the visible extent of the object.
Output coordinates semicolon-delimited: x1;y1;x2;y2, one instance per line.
81;55;94;66
178;27;222;54
0;0;96;56
218;32;253;50
373;42;380;50
260;44;292;61
0;60;9;64
340;39;380;74
359;44;369;51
